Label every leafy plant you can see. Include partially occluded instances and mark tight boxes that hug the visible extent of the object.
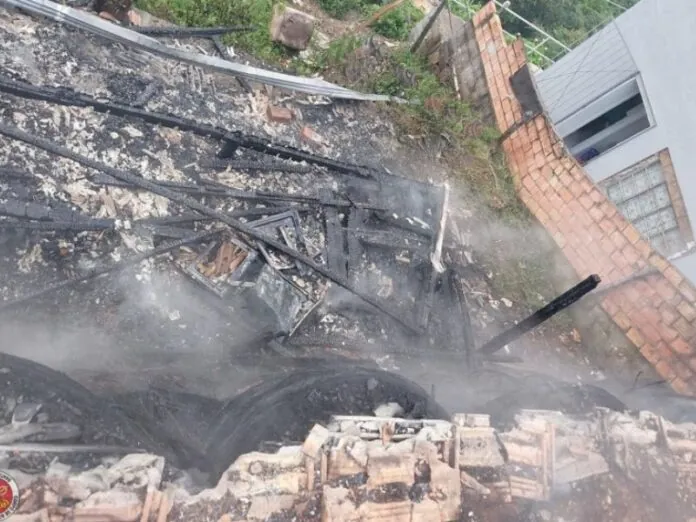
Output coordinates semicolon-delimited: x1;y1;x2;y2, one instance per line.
368;1;424;41
316;0;368;19
134;0;288;61
318;35;364;68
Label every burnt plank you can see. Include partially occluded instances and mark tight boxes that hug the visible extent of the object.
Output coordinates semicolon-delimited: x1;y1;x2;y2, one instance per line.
347;207;367;278
324;207;347;280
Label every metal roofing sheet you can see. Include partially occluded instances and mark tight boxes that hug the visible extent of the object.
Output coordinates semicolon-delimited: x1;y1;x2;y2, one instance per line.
2;0;396;102
535;22;638;124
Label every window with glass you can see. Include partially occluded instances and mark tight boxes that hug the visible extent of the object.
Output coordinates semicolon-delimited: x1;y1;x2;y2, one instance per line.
601;156;686;257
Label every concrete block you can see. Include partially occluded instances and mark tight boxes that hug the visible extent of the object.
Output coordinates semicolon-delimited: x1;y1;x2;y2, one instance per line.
270;6;315;50
366;447;415;487
303;424;331;458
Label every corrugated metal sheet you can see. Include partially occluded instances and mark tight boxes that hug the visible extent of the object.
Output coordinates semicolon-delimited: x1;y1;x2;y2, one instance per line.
535;22;638;124
2;0;396;102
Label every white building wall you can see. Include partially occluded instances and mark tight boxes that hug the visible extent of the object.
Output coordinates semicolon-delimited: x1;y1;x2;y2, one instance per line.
538;0;696;281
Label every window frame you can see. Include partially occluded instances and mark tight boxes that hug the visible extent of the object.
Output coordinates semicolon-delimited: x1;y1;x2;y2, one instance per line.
558;75;656;164
599;150;692;257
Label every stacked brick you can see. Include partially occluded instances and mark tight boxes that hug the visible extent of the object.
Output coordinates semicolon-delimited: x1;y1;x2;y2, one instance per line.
468;1;696;396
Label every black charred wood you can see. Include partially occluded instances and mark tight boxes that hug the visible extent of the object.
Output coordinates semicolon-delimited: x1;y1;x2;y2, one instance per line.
0;76;377;179
0;121;417;334
324;205;347;280
133;26;256;37
347;208;367;279
478;275;602;356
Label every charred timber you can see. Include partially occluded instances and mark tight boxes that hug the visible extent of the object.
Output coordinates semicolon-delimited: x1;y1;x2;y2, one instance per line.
0;76;378;179
478;275;601;356
0;122;417;334
133;26;255;37
92;172;383;210
0;229;220;311
201;158;313;174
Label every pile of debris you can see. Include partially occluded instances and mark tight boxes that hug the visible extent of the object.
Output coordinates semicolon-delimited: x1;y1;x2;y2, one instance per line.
0;1;494;365
7;407;696;521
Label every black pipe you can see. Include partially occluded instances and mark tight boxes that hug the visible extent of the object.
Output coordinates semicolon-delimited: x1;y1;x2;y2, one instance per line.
478;275;601;356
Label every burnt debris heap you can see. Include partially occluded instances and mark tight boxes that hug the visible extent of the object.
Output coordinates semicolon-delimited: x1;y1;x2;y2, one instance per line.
0;3;599;365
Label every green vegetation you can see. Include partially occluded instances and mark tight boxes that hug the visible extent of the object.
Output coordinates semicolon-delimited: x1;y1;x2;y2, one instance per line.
315;0;423;41
134;0;288;61
316;0;367;19
367;1;424;41
452;0;639;66
500;0;640;47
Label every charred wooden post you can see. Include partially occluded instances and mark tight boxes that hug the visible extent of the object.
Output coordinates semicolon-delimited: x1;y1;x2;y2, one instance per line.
478;275;601;356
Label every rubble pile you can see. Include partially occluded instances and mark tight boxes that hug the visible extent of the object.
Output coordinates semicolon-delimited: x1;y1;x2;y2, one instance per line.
6;408;696;521
0;4;486;363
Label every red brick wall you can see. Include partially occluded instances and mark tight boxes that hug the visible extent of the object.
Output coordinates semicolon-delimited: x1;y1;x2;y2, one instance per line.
470;2;696;395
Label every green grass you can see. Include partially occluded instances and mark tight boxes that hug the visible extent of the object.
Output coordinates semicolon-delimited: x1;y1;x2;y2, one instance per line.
367;1;424;41
134;0;289;61
316;0;422;41
316;0;367;19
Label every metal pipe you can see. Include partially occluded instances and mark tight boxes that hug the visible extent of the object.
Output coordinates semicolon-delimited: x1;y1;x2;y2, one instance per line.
478;275;601;355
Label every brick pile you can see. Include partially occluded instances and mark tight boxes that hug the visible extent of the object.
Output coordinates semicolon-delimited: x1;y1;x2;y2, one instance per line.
11;411;696;521
467;1;696;396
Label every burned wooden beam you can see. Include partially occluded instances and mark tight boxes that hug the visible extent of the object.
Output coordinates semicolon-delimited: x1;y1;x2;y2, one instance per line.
201;158;313;174
0;229;220;312
415;183;449;331
0;166;36;181
0;121;418;334
0;200;91;222
324;206;347;280
355;229;429;253
92;172;384;210
347;207;367;279
0;75;379;179
478;275;601;356
0;219;113;232
448;269;475;364
133;26;256;37
374;211;434;238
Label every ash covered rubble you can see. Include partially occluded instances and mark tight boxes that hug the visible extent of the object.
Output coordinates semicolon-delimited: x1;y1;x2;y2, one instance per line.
0;4;695;522
0;3;497;365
